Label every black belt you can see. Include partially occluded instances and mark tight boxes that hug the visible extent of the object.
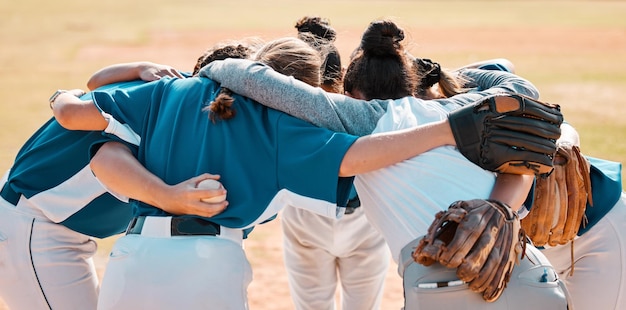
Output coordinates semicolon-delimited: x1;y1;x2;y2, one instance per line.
126;216;221;236
344;206;359;215
0;183;20;206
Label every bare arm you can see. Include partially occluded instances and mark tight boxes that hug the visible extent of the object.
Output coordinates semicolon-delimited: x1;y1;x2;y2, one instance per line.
489;174;534;211
339;119;455;176
51;91;107;131
91;142;228;217
87;62;183;90
338;115;534;211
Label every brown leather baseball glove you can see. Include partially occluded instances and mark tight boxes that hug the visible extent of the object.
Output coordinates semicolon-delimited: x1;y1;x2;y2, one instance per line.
413;199;525;302
521;143;593;247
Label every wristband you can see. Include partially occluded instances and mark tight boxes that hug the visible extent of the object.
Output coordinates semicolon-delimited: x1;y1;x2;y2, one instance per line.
49;89;67;109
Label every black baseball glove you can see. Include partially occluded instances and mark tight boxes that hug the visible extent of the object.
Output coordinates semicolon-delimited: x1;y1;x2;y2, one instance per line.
448;93;563;176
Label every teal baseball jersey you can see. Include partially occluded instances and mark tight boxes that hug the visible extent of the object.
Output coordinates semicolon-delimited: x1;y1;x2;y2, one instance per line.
1;81;146;238
91;77;357;230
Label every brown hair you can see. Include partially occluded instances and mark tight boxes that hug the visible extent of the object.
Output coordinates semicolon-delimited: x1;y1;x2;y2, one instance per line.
254;37;322;87
207;37;322;121
343;20;416;100
295;16;343;93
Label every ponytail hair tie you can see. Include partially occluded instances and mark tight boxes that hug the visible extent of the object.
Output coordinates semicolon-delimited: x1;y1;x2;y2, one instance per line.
416;58;441;89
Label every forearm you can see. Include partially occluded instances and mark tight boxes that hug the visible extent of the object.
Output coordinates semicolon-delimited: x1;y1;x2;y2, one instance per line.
87;62;147;90
339;119;455;176
91;142;229;217
432;69;540;113
200;59;386;135
489;174;534;211
201;59;344;129
87;61;184;90
460;69;539;99
90;142;166;207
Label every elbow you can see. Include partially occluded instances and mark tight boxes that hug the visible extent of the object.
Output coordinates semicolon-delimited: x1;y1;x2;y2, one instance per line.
52;99;106;131
86;78;99;91
89;148;105;178
53;103;94;130
53;106;77;130
338;158;358;177
90;141;129;176
338;166;349;177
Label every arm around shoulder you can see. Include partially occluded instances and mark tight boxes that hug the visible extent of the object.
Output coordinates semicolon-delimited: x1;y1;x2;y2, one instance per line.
87;61;184;90
339;119;455;176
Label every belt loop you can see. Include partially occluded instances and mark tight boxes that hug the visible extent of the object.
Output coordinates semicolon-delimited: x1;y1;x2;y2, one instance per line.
125;217;139;234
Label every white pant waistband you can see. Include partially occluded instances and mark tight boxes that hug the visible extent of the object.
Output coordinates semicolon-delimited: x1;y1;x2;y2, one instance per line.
127;216;243;245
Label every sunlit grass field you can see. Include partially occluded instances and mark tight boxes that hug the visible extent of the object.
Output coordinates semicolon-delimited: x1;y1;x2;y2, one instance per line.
1;1;624;309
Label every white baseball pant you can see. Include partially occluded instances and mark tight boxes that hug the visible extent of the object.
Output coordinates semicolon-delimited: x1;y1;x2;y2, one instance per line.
281;206;389;310
97;216;250;310
0;188;99;310
541;192;626;310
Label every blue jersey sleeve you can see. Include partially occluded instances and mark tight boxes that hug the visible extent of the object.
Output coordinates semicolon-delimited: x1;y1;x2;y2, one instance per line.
275;113;358;206
91;79;167;137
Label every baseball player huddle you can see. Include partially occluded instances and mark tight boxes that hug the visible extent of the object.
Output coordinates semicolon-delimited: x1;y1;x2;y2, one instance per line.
0;15;623;310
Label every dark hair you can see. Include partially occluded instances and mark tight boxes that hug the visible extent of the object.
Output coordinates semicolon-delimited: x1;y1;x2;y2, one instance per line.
343;20;416;100
295;16;343;93
295;16;336;41
197;41;259;122
413;57;467;98
415;58;441;90
193;43;256;76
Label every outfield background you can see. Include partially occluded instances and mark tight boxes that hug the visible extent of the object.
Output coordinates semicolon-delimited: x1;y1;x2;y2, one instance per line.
1;1;624;309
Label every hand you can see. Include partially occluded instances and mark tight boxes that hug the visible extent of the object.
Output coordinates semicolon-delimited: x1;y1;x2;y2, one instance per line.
447;93;563;176
156;173;228;218
49;89;86;109
138;62;184;81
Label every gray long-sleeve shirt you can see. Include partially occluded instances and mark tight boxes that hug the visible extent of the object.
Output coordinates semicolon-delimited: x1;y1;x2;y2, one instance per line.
199;59;539;136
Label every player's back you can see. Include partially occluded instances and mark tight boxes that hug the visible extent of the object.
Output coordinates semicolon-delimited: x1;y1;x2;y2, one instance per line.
133;77;353;229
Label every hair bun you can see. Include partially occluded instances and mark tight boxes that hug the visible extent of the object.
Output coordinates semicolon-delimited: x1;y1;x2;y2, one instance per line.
295;16;336;41
359;20;404;57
